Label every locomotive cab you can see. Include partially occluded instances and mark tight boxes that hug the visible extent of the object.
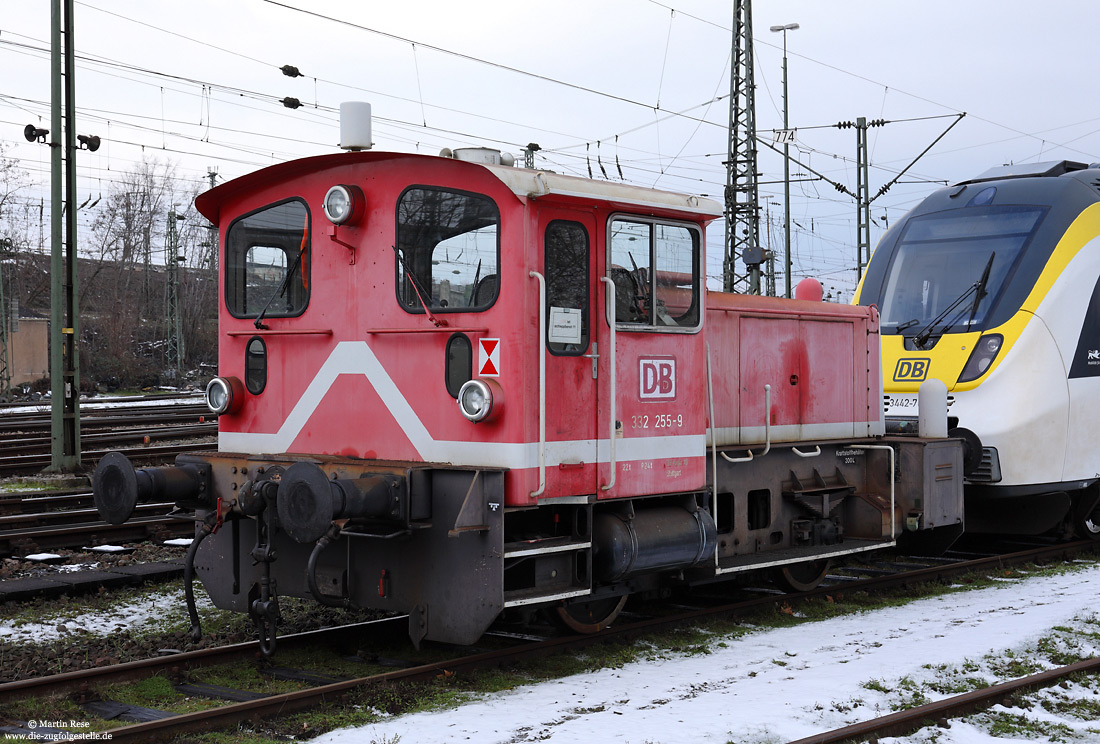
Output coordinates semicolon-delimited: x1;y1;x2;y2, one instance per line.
94;144;966;649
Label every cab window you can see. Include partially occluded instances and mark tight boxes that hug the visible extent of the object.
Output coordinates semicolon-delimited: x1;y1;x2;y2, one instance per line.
396;187;500;313
225;199;310;319
545;220;590;355
608;217;699;330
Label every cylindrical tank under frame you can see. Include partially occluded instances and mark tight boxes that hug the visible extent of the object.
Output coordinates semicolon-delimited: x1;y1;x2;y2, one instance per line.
593;502;718;583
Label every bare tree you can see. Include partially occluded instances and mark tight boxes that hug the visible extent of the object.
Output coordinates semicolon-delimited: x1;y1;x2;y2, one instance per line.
0;142;32;254
79;158;216;387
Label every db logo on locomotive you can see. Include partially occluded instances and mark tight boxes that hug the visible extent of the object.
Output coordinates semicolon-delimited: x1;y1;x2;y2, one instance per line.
639;357;676;400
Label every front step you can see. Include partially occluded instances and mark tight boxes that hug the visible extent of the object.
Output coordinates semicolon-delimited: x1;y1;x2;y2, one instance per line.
502;536;592;609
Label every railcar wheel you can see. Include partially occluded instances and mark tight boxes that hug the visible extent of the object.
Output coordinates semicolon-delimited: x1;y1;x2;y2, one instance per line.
552;595;628;634
1075;506;1100;541
775;559;832;592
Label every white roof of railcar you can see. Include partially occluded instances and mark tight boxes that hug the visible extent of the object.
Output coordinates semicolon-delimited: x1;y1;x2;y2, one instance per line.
483;162;724;218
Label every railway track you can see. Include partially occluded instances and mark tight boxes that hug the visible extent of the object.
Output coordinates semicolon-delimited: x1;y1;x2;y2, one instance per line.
0;483;197;559
0;489;91;515
0;395;216;475
0;402;213;431
0;438;214;476
1;538;1095;741
0;398;215;556
0;510;194;558
789;656;1100;744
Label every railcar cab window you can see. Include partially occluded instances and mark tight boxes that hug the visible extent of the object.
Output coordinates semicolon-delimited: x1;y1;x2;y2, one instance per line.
608;217;700;330
225;199;310;319
396;187;500;313
877;206;1046;336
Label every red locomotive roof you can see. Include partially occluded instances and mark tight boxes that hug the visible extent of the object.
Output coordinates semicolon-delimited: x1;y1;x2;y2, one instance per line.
195;150;723;225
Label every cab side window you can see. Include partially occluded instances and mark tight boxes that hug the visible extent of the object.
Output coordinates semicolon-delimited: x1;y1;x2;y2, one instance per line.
608;217;699;330
545;220;590;355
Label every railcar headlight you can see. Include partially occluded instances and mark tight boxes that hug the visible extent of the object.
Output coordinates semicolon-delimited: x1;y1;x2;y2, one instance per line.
205;376;245;415
458;379;504;423
322;184;364;225
957;333;1004;383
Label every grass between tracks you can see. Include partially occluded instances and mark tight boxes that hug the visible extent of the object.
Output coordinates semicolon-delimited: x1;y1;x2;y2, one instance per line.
2;554;1099;743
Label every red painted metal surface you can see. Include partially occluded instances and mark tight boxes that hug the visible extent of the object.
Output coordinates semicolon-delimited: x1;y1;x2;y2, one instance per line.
197;152;881;508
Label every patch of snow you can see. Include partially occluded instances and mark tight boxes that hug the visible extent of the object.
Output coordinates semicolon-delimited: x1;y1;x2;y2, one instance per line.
53;562;100;574
0;589;212;644
163;538;193;547
22;553;63;562
311;563;1100;744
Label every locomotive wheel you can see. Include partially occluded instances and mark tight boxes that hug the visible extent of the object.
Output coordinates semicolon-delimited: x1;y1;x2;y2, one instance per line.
775;559;832;592
552;595;628;634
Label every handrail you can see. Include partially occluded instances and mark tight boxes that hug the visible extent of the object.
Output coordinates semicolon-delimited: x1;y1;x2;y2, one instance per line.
706;342;719;567
721;384;771;463
366;327;488;335
226;329;332;337
792;445;822;458
600;276;617;492
529;271;547;498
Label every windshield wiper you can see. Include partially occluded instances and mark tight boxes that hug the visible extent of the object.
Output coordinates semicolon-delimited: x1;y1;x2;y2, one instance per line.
966;251;996;327
254;249;306;330
912;253;996;349
391;244;447;327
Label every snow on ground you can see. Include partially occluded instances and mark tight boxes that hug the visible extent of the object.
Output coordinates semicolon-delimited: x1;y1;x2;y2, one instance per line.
0;392;202;417
313;562;1100;744
0;588;210;643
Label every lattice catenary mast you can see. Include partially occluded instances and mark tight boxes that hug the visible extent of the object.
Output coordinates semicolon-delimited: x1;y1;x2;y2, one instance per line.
723;0;766;295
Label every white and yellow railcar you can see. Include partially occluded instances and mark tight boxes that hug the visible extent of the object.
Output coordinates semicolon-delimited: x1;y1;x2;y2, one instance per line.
856;160;1100;537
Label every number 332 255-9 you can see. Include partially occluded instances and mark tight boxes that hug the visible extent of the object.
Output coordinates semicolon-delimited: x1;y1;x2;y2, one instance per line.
631;414;683;430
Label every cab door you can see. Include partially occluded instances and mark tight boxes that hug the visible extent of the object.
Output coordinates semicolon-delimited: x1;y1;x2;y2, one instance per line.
540;211;600;499
597;215;708;499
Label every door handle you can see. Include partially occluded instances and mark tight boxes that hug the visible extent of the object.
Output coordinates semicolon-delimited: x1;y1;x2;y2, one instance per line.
581;342;598;379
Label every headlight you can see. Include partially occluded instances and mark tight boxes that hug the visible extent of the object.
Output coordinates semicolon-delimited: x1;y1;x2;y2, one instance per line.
205;376;245;415
322;184;364;225
957;334;1004;383
458;379;503;423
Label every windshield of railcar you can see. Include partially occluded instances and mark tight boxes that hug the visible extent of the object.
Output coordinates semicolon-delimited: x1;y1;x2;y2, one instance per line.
395;187;500;313
877;206;1046;335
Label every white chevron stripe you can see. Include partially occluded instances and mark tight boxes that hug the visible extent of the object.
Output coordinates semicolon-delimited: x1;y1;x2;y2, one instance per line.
219;341;705;468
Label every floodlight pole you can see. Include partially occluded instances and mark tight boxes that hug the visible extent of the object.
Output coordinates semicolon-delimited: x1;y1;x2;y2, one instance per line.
770;22;798;298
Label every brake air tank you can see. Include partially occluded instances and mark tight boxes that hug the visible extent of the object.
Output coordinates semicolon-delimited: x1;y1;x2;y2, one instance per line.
593;506;717;582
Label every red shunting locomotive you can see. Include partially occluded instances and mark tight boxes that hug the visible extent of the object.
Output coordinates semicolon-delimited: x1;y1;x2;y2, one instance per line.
93;110;965;651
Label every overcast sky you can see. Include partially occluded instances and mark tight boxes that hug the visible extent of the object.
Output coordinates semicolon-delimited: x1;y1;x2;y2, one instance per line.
2;1;1097;298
